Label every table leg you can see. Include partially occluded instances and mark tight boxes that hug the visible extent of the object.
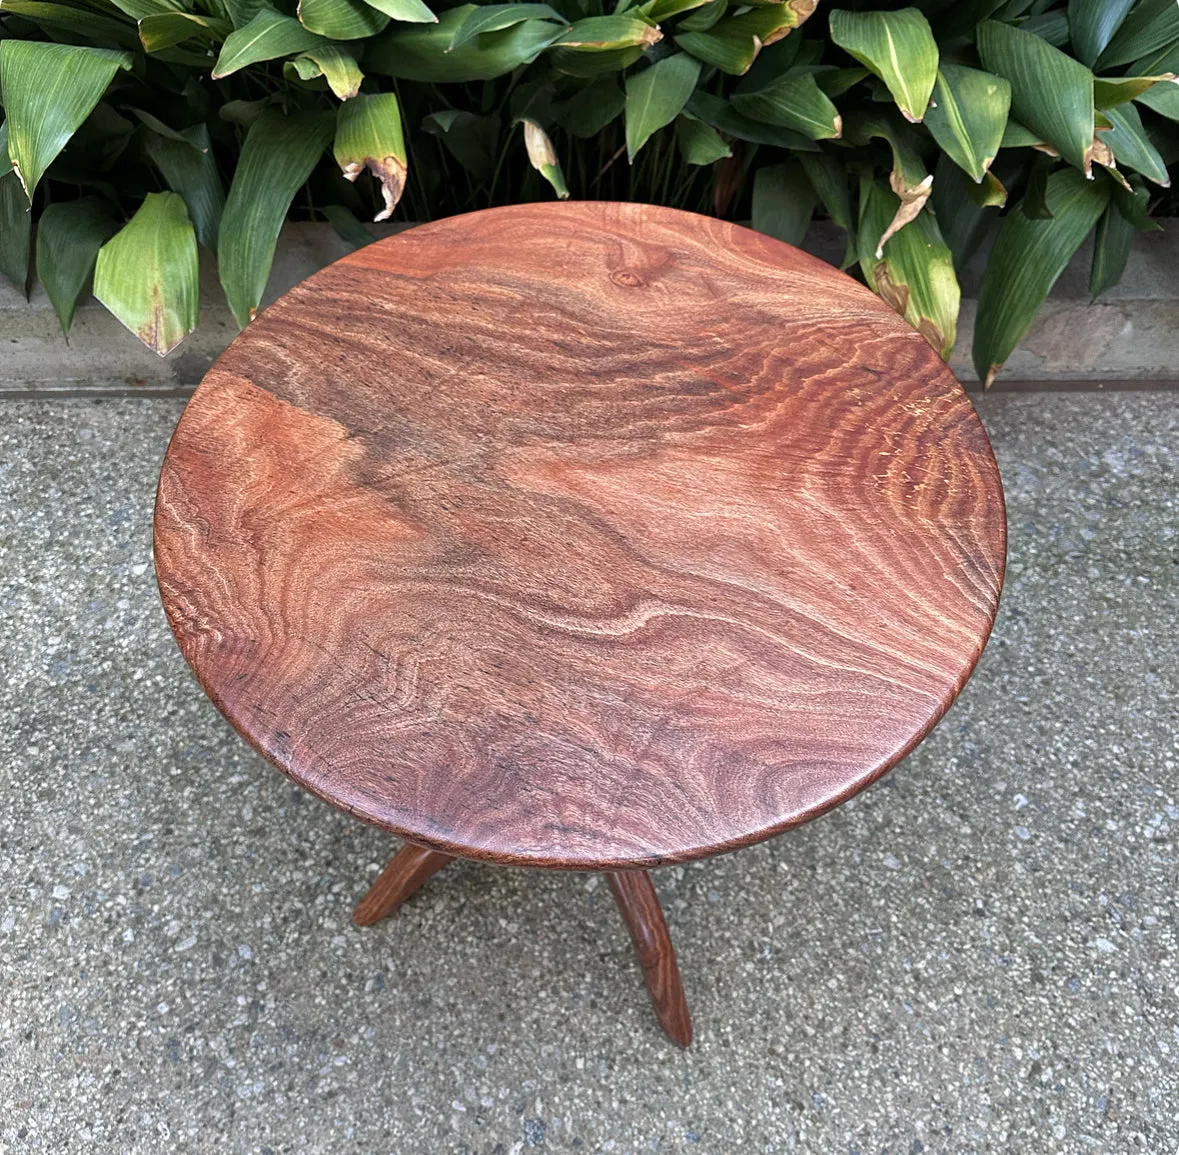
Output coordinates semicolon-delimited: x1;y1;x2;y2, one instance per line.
607;870;693;1047
353;844;455;927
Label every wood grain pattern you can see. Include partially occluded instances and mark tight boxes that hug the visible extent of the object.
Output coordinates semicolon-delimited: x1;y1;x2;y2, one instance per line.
608;870;693;1047
353;844;455;926
154;202;1005;870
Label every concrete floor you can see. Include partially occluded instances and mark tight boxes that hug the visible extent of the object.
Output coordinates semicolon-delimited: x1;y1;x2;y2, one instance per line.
0;391;1176;1154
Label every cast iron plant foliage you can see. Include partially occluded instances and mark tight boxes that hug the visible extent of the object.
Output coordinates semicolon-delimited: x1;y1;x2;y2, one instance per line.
0;0;1177;380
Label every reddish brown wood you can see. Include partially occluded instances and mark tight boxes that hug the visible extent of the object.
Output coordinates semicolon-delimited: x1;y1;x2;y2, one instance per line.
608;870;693;1046
154;201;1005;871
353;844;455;926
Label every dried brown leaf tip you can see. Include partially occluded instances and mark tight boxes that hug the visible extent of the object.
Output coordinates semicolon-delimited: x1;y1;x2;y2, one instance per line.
874;262;947;358
343;155;408;222
875;172;933;258
873;260;909;317
1087;137;1132;189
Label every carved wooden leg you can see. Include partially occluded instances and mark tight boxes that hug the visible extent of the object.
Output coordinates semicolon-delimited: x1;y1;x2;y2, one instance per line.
353;844;455;927
607;870;693;1047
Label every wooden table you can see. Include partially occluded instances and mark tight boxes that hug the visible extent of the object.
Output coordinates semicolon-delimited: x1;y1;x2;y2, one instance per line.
154;202;1006;1046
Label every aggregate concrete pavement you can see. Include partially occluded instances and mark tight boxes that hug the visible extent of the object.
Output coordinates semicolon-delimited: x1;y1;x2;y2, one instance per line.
0;392;1176;1153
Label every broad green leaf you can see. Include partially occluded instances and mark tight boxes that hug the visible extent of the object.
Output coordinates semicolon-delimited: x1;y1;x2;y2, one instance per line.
844;110;927;187
285;45;364;99
323;204;374;249
1136;78;1179;121
685;90;820;150
843;110;931;253
676;6;801;75
549;45;644;77
675;114;731;164
153;44;225;67
859;185;959;358
334;93;407;221
1109;173;1159;228
1095;74;1174;108
1096;0;1179;70
798;151;852;230
556;15;660;50
1127;38;1179;78
0;0;140;47
53;103;135;181
924;64;1010;182
1069;0;1135;66
625;53;701;161
730;71;842;139
999;118;1051;149
510;77;553;123
367;6;562;81
1022;152;1054;219
678;0;726;32
138;12;229;50
298;0;387;39
813;65;870;96
225;0;267;26
510;81;562;128
422;110;500;179
798;151;854;263
973;167;1109;385
828;8;937;122
0;42;133;200
521;119;569;198
131;108;193;145
1021;10;1070;50
639;0;711;20
0;169;31;292
552;77;626;138
977;19;1094;174
94;192;198;356
107;0;184;17
219;99;275;128
930;153;999;270
213;10;325;76
1089;198;1137;297
219;110;335;327
746;0;819;10
35;198;119;334
363;0;436;23
735;32;803;91
1102;101;1171;185
932;0;1005;40
967;169;1008;207
752;160;815;246
448;3;565;50
143;122;225;252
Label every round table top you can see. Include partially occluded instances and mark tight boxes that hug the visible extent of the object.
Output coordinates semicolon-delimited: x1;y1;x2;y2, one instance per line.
154;202;1005;871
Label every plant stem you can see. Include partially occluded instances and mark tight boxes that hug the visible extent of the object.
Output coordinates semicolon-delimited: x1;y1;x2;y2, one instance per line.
486;125;517;207
660;130;676;205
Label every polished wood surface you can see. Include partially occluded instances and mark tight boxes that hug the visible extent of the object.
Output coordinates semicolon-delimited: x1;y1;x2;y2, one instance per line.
353;844;455;927
154;201;1005;871
608;871;693;1047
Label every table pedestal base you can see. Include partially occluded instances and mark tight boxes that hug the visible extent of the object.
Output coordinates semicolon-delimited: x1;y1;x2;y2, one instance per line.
353;843;693;1047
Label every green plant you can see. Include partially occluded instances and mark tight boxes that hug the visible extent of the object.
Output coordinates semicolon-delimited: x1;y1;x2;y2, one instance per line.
1;0;1176;381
